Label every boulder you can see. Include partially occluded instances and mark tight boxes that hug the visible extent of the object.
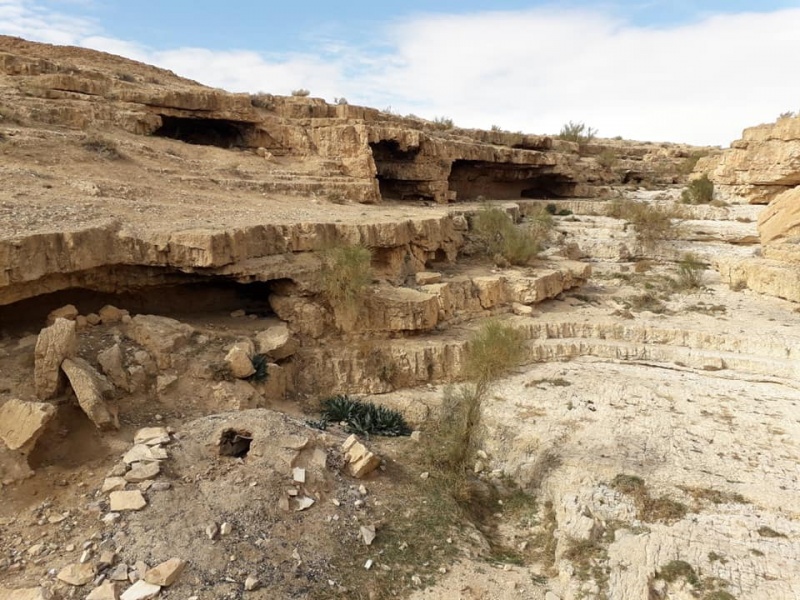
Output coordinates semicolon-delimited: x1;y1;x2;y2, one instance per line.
225;341;256;379
0;399;57;451
341;434;381;478
212;380;262;411
143;558;186;587
254;322;297;360
34;318;77;400
62;358;118;430
126;315;193;369
97;344;130;392
98;305;129;324
46;304;78;325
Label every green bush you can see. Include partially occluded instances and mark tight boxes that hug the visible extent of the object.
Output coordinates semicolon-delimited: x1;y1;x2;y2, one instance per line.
673;253;704;290
557;120;597;144
472;206;550;266
83;135;123;160
465;320;526;387
315;395;411;437
291;88;310;97
606;198;679;245
681;174;714;204
597;149;618;169
250;92;276;109
320;243;372;322
433;116;455;130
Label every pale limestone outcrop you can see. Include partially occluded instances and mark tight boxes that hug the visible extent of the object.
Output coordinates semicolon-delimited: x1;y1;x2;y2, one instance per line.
62;358;119;430
254;321;297;360
0;399;57;482
34;317;77;400
126;315;194;370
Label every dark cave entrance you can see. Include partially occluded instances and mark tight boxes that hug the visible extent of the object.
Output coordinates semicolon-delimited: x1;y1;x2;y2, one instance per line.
0;274;294;337
218;428;253;458
369;140;435;201
153;116;256;148
448;160;577;201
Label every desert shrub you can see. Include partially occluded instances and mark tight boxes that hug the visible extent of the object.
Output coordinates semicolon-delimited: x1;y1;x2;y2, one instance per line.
315;395;411;437
291;88;311;97
465;320;526;387
679;150;710;175
656;560;700;587
250;92;276;110
472;206;550;266
334;97;348;105
116;72;136;83
247;354;269;382
597;149;618;169
557;120;597;144
82;135;123;160
673;253;704;290
433;116;454;129
612;473;688;523
681;174;714;204
606;198;679;245
320;243;372;322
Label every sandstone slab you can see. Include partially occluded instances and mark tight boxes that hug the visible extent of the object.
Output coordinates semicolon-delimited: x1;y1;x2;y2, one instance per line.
225;341;255;378
0;399;56;451
0;587;55;600
124;462;160;483
143;557;186;587
61;358;118;430
87;582;120;600
109;490;147;511
127;315;193;369
34;317;77;400
341;434;381;478
119;581;160;600
57;562;95;586
98;344;129;392
254;322;297;360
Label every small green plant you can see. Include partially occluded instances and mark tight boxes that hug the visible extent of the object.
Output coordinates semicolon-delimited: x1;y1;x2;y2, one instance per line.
673;253;705;290
83;135;123;160
247;354;269;382
611;474;688;523
655;560;700;587
320;243;372;324
606;198;679;245
317;395;411;437
681;174;714;204
433;116;455;129
291;88;311;97
557;120;597;144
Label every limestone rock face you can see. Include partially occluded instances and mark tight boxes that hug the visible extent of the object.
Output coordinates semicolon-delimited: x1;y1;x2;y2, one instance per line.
62;358;119;430
699;115;800;204
34;317;77;400
254;322;297;360
758;187;800;246
127;315;194;369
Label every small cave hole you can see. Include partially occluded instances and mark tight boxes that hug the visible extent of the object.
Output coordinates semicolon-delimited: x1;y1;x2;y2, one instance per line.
218;428;252;458
153;116;256;149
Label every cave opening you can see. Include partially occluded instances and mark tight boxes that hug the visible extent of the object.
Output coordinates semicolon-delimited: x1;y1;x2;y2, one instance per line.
369;140;435;202
153;116;256;148
448;160;577;201
0;276;293;338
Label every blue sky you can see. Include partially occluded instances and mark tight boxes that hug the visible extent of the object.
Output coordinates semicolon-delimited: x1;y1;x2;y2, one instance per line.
3;1;800;144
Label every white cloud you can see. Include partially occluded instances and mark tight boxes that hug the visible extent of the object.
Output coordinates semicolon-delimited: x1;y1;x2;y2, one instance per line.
2;1;800;145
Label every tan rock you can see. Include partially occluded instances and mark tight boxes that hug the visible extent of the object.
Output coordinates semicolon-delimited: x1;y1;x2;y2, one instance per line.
122;444;159;464
0;399;56;451
415;271;442;285
133;427;170;445
124;462;160;483
86;313;101;326
57;562;95;586
87;582;120;600
341;434;381;478
758;187;800;246
61;358;118;430
143;558;186;587
97;344;129;392
225;342;255;379
102;477;127;493
46;304;79;324
119;580;160;600
99;305;129;324
127;315;193;369
212;380;262;411
109;490;147;511
0;586;55;599
34;317;77;400
254;322;297;360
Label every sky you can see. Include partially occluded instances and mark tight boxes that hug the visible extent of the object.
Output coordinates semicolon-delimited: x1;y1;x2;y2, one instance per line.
1;0;800;146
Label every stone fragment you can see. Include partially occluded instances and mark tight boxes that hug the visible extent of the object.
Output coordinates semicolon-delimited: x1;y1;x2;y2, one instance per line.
144;557;186;587
102;513;121;526
341;434;381;479
150;482;171;492
57;562;95;585
102;477;127;493
225;342;255;379
415;271;443;285
124;462;160;483
512;302;535;316
122;445;157;464
99;550;117;567
220;522;232;536
120;580;160;600
244;576;260;591
98;344;129;392
0;587;54;600
0;399;56;451
86;313;101;326
47;304;79;324
109;490;147;512
360;525;376;546
87;582;120;600
127;315;193;369
34;317;77;400
254;322;297;360
212;380;261;411
61;358;118;430
99;305;129;325
155;375;177;394
133;427;170;446
75;315;89;330
205;523;219;540
295;497;315;511
109;564;129;581
292;467;306;483
230;309;246;318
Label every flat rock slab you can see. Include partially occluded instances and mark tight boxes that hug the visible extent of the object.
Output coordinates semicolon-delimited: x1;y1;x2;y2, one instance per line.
124;462;160;483
0;399;56;451
127;315;193;369
109;490;147;512
0;587;55;600
144;557;186;587
133;427;170;445
120;580;160;600
87;582;120;600
57;562;95;586
34;317;77;400
62;357;118;430
122;444;159;464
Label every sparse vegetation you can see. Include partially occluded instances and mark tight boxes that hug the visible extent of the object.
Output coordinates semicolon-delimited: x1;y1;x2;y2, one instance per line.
290;88;311;97
116;72;136;83
606;197;680;245
250;92;276;110
472;205;551;266
82;134;123;160
655;560;700;587
334;97;348;105
433;116;455;130
611;474;688;523
679;150;710;175
757;525;787;538
247;354;269;382
673;252;705;290
314;395;411;437
597;149;618;169
557;120;597;144
465;320;526;387
682;174;714;204
319;243;372;325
